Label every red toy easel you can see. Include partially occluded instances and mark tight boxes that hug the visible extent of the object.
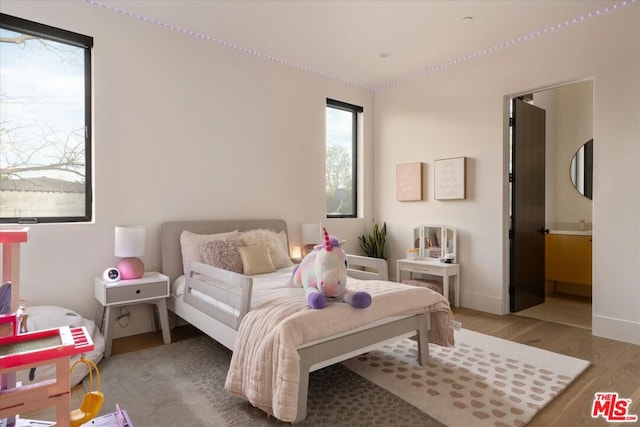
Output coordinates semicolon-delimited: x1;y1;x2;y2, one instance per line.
0;320;94;426
1;227;29;314
1;227;94;425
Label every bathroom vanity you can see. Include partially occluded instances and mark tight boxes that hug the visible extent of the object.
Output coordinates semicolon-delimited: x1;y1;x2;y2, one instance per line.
545;231;592;286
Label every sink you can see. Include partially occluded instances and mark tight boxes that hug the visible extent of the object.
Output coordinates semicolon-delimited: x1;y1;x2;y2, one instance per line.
548;230;592;236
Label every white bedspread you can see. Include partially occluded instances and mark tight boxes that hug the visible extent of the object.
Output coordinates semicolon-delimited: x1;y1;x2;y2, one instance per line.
224;279;454;422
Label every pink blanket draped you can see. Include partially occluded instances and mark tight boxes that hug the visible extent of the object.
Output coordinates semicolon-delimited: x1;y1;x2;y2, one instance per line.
224;280;454;422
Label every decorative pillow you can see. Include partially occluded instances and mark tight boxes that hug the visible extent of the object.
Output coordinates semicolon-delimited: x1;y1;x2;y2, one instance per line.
239;229;293;269
180;229;241;275
237;245;275;275
200;238;243;274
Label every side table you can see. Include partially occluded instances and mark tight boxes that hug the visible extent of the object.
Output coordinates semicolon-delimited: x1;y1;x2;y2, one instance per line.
397;258;460;307
94;271;171;357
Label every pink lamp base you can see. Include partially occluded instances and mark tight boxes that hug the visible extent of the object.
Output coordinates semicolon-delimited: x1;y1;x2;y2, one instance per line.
116;257;144;280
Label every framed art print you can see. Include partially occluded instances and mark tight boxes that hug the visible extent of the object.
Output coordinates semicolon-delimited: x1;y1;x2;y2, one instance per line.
396;162;423;201
434;157;466;200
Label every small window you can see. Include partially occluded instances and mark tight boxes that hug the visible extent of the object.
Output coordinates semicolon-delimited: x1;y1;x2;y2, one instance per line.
326;98;362;218
0;13;93;223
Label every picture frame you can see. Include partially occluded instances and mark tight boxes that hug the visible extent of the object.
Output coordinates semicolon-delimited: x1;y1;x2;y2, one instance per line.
434;157;466;200
396;162;423;201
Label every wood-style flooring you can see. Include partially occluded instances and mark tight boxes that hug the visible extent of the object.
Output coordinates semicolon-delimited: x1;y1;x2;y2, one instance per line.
17;311;640;426
515;292;592;330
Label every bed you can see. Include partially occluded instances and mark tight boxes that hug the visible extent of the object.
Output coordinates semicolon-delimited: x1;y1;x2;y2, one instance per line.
160;219;454;422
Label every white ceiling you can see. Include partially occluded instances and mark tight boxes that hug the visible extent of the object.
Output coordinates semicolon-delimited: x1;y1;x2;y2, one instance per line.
98;0;622;90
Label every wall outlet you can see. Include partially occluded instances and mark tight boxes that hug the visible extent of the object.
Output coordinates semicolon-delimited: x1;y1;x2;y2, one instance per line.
115;311;130;321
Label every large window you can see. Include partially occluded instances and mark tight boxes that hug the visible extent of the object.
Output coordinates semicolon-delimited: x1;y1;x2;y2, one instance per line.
0;13;93;223
326;98;362;218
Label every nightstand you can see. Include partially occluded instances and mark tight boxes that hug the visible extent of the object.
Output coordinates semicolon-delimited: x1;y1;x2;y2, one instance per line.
95;271;171;357
397;258;460;307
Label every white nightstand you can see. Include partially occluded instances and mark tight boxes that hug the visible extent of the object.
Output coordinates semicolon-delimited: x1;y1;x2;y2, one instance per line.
95;271;171;357
397;258;460;307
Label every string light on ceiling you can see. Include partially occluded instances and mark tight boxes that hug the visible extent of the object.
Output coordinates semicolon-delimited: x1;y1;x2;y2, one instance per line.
84;0;375;91
374;0;637;91
85;0;637;92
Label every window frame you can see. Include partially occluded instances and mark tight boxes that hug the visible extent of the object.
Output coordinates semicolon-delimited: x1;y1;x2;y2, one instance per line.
326;98;362;219
0;13;93;224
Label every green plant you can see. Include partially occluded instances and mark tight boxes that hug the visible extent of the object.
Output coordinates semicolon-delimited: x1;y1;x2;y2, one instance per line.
358;221;387;259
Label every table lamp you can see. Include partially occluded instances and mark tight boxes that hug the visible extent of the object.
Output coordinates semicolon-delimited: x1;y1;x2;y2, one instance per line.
301;223;322;257
115;226;145;280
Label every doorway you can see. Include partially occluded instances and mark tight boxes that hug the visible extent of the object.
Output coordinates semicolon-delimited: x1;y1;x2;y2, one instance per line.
507;80;593;329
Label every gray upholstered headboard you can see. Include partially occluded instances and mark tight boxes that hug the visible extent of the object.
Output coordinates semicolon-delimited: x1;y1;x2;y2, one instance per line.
160;219;289;284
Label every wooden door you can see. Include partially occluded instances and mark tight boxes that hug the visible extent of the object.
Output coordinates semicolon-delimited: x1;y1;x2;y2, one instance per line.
510;98;547;312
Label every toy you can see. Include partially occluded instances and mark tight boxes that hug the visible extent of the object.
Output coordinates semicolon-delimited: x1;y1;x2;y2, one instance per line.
70;355;104;427
292;227;372;309
0;318;94;426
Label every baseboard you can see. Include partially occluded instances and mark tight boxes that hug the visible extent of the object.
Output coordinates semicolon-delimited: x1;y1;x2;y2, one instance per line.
459;290;504;315
592;314;640;345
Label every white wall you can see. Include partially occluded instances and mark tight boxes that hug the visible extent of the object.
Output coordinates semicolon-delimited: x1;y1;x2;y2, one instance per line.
374;5;639;344
536;81;593;229
0;1;375;337
553;82;593;226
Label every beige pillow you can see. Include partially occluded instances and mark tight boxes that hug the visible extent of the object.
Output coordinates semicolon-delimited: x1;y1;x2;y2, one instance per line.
200;238;243;274
180;229;240;274
237;245;275;275
239;229;293;269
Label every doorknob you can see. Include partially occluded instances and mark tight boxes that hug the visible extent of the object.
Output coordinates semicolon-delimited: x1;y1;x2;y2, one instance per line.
537;227;550;235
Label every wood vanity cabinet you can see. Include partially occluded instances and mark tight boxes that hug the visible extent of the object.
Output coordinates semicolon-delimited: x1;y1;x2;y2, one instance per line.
545;234;592;285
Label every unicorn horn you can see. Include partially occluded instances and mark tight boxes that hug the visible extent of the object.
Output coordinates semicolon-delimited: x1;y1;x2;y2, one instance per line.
323;227;332;251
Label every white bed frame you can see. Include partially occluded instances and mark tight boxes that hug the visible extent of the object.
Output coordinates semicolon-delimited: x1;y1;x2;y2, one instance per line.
160;219;429;422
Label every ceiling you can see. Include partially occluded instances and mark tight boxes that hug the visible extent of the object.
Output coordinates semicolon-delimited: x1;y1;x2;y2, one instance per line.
97;0;623;90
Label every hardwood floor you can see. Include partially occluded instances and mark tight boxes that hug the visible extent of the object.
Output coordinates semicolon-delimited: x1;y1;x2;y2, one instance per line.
15;314;639;426
515;292;592;330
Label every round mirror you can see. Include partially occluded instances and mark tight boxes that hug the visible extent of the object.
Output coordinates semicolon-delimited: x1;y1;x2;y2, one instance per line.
570;139;593;200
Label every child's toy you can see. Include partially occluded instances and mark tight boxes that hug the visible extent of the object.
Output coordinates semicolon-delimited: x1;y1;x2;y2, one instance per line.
0;312;94;426
70;355;104;427
292;227;372;309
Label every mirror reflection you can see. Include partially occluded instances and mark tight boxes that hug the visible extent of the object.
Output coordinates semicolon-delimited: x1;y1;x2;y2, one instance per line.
570;139;593;200
412;225;457;262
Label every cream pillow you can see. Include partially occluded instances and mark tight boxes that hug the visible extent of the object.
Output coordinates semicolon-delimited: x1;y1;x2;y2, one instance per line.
237;245;275;275
180;229;240;274
239;229;293;269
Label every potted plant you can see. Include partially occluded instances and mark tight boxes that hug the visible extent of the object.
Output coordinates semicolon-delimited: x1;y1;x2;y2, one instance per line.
358;221;387;259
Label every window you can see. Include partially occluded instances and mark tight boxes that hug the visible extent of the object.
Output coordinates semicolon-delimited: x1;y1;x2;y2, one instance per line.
326;98;362;218
0;13;93;223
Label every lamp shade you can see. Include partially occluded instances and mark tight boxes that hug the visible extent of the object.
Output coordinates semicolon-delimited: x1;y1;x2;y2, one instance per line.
301;223;322;245
301;223;322;257
115;226;145;257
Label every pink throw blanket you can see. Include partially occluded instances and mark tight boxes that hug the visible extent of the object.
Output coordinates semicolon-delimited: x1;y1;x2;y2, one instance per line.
224;280;454;422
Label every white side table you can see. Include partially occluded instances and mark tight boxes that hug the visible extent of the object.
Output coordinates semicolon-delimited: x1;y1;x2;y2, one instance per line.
95;271;171;357
397;258;460;307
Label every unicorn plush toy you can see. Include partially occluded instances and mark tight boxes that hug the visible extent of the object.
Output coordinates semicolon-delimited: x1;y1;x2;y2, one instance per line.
292;227;372;309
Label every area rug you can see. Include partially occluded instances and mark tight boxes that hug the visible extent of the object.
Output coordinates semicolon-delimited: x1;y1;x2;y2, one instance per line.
342;328;591;427
89;334;444;426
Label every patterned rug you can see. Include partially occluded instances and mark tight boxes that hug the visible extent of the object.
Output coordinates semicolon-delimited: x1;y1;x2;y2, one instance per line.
342;328;590;427
90;334;444;426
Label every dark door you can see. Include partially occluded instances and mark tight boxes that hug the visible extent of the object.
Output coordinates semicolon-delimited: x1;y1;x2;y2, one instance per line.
510;98;547;312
